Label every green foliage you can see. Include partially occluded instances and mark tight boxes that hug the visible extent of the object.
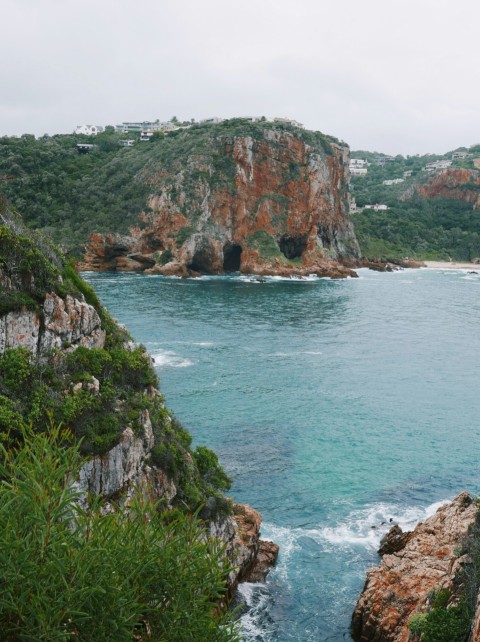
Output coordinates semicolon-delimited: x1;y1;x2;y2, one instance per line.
0;427;240;642
409;612;428;635
350;148;480;261
249;230;283;259
194;446;232;491
0;346;33;393
0;119;340;253
353;197;480;261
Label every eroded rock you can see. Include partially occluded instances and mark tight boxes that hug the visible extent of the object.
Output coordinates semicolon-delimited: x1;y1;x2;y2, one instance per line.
352;492;478;642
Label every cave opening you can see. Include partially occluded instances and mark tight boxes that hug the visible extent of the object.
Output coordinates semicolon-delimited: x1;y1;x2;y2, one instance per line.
223;244;243;272
279;235;308;260
187;248;216;273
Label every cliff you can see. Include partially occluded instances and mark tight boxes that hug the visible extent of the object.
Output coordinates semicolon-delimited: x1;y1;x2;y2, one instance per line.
0;204;277;596
80;121;359;278
416;168;480;208
352;492;480;642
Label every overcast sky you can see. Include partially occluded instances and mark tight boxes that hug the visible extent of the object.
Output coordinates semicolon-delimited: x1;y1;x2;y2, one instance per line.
2;0;479;155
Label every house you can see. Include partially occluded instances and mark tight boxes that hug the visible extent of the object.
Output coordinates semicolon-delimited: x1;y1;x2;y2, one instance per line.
119;140;135;147
349;159;368;168
200;117;224;125
76;143;96;154
74;125;104;136
424;160;452;171
374;156;395;165
452;151;471;160
403;170;413;178
140;131;154;141
383;178;404;185
273;117;305;128
363;204;389;211
350;167;368;176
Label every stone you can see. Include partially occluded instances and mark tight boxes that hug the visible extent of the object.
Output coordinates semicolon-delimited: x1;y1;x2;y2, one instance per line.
378;524;413;556
81;129;360;278
352;492;478;642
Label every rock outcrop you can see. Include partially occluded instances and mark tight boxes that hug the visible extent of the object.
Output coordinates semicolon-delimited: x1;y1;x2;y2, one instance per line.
0;292;105;357
0;206;278;595
352;492;478;642
416;168;480;208
81;124;360;278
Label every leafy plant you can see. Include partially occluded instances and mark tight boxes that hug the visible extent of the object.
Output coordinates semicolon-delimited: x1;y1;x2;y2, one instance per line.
0;426;240;642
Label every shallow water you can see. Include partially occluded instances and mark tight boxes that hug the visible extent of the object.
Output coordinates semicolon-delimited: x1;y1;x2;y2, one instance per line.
84;267;480;641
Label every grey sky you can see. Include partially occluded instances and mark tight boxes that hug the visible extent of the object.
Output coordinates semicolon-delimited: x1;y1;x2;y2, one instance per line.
2;0;479;154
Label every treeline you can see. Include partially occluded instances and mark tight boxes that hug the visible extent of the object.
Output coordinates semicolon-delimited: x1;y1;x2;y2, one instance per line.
350;148;480;260
353;197;480;261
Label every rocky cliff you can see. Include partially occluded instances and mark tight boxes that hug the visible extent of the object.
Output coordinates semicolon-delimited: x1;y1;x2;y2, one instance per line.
352;492;480;642
0;205;277;594
416;168;480;208
81;121;359;278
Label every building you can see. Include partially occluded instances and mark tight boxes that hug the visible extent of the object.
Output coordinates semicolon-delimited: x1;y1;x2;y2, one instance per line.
424;160;452;171
403;170;413;178
452;151;471;160
140;131;154;141
200;117;224;125
374;156;395;165
363;204;390;211
383;178;404;185
273;117;305;128
76;143;96;154
349;159;368;168
119;140;135;147
350;167;368;176
74;125;104;136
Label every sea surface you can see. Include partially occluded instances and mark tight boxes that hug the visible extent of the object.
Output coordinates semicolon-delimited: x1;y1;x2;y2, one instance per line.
84;267;480;642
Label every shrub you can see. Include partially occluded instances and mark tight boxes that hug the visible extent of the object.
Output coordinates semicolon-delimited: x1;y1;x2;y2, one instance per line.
0;426;240;642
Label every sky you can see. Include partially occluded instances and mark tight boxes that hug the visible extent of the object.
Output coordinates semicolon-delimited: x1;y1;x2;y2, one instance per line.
2;0;479;155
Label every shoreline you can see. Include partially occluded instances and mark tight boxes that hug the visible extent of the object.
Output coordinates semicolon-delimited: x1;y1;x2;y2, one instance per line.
422;260;480;270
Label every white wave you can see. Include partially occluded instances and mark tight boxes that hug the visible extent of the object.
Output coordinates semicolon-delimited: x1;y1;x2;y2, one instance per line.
191;341;215;347
152;350;194;368
315;499;449;550
237;583;272;640
269;350;322;358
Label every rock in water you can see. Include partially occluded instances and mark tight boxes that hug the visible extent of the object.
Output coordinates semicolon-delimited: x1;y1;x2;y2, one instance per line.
351;492;478;642
81;124;360;278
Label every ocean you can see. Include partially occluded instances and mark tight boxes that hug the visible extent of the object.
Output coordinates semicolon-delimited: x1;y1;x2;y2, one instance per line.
84;267;480;641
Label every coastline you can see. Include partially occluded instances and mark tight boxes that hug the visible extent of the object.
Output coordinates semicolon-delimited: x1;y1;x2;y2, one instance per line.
422;260;480;270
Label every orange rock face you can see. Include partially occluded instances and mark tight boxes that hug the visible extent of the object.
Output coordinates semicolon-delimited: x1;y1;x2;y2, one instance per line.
417;168;480;208
351;492;478;642
82;128;360;278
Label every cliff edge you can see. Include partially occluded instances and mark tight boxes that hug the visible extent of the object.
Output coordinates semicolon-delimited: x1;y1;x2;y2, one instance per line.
0;202;277;595
352;492;480;642
80;120;359;278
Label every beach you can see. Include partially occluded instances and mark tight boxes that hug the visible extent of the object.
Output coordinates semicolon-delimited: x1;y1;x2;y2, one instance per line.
423;261;480;270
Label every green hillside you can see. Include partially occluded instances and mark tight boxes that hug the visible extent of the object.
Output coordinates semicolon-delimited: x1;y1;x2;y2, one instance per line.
350;148;480;261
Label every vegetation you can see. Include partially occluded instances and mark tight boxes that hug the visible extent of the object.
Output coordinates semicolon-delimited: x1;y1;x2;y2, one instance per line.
0;209;234;519
0;119;340;255
0;426;240;642
408;510;480;641
350;148;480;261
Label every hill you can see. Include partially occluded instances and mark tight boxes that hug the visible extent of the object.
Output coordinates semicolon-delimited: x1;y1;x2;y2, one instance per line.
350;147;480;261
0;119;359;277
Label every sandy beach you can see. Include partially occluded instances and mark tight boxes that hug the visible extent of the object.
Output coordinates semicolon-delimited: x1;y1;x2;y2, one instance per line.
423;261;480;270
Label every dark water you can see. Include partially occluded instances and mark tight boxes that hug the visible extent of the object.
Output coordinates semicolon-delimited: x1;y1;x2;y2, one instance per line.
84;267;480;641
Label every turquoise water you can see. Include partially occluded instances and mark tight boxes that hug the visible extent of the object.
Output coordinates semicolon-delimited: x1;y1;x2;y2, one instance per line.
84;268;480;641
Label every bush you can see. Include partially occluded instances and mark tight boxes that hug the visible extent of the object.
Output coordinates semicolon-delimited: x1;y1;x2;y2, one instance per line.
0;426;240;642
